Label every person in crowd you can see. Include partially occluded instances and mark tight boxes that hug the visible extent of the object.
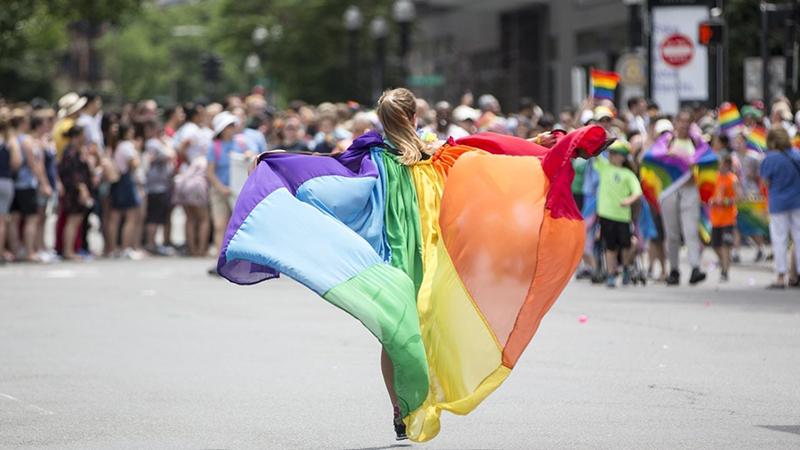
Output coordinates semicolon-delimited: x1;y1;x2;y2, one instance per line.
741;105;763;129
0;115;22;263
163;105;185;139
709;154;739;282
58;126;94;260
434;101;469;141
659;111;707;285
107;123;142;259
231;107;267;155
173;103;211;257
53;93;86;160
626;96;648;136
350;112;375;139
477;94;501;130
759;127;800;289
593;106;616;136
9;113;52;262
594;140;642;287
206;111;253;274
641;120;672;282
730;130;768;262
141;119;175;255
276;116;310;151
452;105;480;135
769;101;796;137
31;113;59;262
77;91;105;155
312;111;352;154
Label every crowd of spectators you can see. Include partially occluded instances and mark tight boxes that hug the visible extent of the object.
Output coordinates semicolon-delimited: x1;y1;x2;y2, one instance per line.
0;87;798;287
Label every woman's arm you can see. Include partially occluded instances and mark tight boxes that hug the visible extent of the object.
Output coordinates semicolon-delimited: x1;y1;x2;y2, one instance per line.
206;160;230;195
8;134;22;171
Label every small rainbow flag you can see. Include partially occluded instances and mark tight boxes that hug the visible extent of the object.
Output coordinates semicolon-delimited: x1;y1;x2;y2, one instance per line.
700;205;712;245
792;133;800;150
746;126;767;152
693;147;719;203
718;102;743;133
736;198;770;237
591;69;620;101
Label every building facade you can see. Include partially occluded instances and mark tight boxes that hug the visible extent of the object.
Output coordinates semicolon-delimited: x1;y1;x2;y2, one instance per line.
410;0;637;113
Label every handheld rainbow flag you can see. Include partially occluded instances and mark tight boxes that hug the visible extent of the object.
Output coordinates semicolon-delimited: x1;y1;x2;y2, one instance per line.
640;130;718;245
792;133;800;150
718;102;743;134
736;198;770;237
746;126;767;152
217;126;608;442
591;69;620;101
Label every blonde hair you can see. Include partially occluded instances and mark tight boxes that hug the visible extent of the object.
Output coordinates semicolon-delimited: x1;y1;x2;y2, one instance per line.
377;88;431;165
767;126;791;151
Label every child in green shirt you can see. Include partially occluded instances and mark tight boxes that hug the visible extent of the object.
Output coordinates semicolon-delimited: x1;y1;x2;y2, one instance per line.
594;140;642;288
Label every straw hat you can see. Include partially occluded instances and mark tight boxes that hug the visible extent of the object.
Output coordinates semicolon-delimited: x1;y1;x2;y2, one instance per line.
57;92;87;118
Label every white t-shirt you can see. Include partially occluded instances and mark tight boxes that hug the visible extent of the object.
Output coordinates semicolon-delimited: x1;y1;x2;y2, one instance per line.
77;113;105;154
114;140;137;174
174;122;212;163
446;123;470;140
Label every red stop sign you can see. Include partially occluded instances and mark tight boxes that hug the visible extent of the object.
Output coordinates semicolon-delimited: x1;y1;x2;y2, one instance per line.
660;34;694;68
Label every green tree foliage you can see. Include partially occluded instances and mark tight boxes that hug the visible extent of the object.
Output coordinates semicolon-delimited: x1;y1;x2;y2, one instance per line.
724;0;793;104
99;1;216;104
0;0;143;101
212;0;391;104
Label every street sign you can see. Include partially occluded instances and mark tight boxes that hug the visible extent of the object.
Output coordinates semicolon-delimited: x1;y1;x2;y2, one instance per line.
617;53;646;86
407;74;445;88
650;4;709;114
660;34;694;68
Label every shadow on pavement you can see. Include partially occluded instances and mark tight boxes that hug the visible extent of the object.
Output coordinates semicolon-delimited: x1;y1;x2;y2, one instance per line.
757;425;800;436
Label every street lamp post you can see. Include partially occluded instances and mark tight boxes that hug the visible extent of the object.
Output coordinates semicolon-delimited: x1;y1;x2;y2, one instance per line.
371;16;389;103
392;0;416;85
252;25;269;91
343;5;364;102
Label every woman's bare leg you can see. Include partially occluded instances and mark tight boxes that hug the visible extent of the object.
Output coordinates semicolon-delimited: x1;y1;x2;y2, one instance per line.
107;209;121;256
196;206;210;256
381;348;398;407
62;215;82;259
22;214;38;261
184;206;197;256
121;209;139;250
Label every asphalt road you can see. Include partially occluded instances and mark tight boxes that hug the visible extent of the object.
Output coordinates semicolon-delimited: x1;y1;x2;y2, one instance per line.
1;254;799;449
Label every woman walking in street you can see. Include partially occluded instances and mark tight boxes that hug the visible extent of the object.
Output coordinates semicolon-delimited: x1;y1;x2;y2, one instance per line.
760;127;800;288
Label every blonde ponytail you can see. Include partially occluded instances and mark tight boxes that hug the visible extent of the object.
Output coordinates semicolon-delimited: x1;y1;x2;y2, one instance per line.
377;88;431;166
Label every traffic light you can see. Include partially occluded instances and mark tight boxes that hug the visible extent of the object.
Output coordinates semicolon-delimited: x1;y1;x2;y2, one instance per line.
698;21;724;46
201;53;223;83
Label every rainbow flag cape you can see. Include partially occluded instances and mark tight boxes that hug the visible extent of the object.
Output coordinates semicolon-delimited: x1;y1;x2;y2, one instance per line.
746;125;767;152
217;126;608;442
718;102;743;134
736;198;770;237
591;69;620;101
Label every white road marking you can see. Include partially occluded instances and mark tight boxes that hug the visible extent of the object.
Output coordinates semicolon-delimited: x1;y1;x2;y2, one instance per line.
0;392;55;415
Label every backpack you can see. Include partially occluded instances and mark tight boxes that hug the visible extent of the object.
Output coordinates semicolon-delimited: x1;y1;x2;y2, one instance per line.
172;158;208;207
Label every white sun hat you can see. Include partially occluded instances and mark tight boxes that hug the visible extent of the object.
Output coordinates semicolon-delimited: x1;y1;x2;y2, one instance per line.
212;111;240;137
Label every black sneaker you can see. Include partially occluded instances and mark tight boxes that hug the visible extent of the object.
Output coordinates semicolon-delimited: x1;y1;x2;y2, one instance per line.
393;407;408;441
720;270;729;282
689;268;706;285
665;270;680;286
